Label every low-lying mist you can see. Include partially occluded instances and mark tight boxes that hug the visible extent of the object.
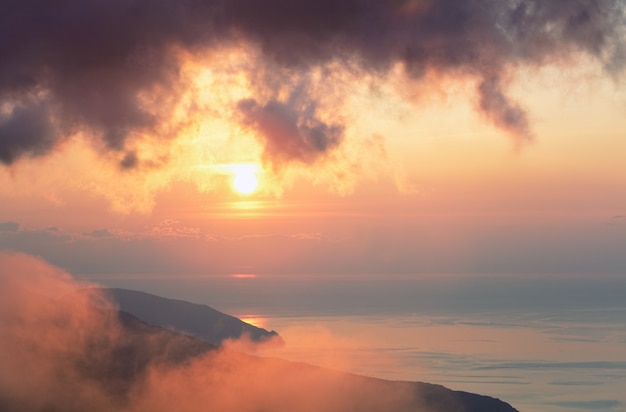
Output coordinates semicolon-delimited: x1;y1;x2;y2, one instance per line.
0;251;490;412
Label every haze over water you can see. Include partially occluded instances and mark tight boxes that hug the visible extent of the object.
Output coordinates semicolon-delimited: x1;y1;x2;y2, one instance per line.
96;272;626;412
2;1;626;411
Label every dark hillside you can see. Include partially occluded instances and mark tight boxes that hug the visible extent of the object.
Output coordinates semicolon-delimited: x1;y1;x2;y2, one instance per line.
102;288;282;346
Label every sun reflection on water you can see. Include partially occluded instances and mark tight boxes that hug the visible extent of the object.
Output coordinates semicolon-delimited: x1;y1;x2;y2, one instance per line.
237;315;267;329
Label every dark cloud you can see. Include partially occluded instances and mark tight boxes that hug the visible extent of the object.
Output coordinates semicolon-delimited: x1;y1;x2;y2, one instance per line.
0;221;20;232
0;223;74;267
238;98;343;164
0;0;624;166
119;151;139;170
84;229;115;239
0;104;57;164
478;75;530;139
1;0;211;165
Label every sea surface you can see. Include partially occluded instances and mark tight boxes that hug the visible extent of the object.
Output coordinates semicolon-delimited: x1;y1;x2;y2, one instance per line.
94;273;626;412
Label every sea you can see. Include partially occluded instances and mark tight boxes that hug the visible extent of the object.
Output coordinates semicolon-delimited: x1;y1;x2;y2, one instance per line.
93;273;626;412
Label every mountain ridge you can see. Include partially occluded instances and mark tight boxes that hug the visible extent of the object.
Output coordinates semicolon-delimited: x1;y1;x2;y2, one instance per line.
97;288;519;412
100;287;283;347
1;287;519;411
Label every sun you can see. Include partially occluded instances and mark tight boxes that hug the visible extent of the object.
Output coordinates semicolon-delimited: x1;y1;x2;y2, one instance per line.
232;169;258;195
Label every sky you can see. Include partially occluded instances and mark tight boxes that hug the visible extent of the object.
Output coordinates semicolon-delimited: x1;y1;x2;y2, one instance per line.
1;0;625;278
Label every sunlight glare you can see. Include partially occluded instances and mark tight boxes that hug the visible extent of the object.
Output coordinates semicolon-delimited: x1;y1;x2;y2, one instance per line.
238;316;266;329
232;169;258;195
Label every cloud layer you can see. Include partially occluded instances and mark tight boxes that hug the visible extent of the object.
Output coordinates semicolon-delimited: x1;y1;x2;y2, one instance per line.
2;252;504;412
1;0;624;169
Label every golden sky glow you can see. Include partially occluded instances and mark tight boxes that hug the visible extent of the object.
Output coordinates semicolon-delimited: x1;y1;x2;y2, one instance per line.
1;60;625;277
1;2;625;277
2;5;626;412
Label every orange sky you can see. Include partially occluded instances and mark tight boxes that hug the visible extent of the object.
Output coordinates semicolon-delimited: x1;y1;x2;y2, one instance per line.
1;6;625;278
1;62;624;277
